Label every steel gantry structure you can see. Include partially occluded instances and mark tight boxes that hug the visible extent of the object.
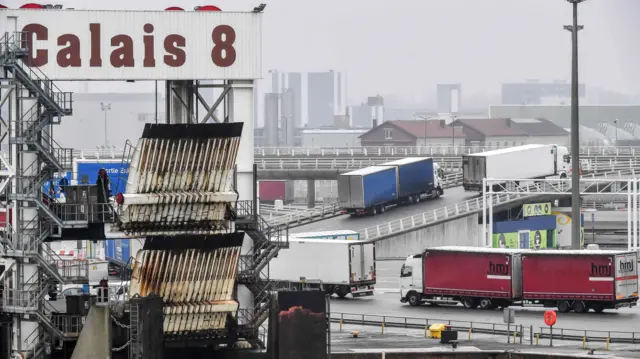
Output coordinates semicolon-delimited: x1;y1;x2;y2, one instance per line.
0;31;94;358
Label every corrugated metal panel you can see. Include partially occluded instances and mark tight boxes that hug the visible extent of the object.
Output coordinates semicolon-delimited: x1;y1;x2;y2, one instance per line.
0;10;261;80
115;124;242;236
129;246;241;334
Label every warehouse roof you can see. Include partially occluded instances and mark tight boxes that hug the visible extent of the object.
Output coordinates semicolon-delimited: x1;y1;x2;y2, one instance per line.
453;118;568;137
391;120;464;139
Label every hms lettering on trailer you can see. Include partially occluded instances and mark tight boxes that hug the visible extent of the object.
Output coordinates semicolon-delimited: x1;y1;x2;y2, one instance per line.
23;23;236;68
486;261;510;280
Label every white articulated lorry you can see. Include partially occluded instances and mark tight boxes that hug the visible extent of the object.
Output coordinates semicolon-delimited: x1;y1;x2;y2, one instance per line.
462;144;572;192
268;238;376;298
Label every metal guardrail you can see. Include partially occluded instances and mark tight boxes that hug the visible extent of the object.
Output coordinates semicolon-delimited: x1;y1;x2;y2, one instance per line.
357;166;639;242
256;158;462;171
255;145;640;158
73;145;640;162
262;173;463;229
331;312;640;345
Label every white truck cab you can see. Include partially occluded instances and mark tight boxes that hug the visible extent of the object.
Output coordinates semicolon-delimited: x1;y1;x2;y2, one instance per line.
400;254;424;306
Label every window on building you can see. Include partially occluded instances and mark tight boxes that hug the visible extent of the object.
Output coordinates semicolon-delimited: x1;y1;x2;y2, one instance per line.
504;141;509;147
384;128;393;140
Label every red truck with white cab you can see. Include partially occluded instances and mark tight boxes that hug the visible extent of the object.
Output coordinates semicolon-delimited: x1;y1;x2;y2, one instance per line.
400;246;638;313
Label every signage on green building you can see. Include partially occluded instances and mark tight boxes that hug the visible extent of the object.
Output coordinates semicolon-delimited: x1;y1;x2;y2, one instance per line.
493;230;555;249
523;202;552;218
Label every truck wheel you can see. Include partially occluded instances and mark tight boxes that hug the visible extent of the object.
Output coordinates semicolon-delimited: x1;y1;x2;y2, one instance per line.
408;196;414;204
591;303;605;313
337;286;350;298
572;301;588;313
379;205;385;213
557;300;571;313
415;195;420;203
462;297;478;309
371;207;377;215
479;298;493;310
407;292;421;306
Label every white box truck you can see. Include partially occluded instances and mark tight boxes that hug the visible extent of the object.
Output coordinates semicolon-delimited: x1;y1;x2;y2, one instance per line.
268;238;376;298
462;144;571;192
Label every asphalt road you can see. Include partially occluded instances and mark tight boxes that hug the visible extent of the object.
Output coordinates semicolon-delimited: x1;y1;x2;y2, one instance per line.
291;186;479;233
329;261;640;332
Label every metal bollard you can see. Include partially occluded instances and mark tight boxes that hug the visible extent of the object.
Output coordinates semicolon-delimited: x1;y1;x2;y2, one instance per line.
582;336;586;349
536;333;539;345
468;328;472;340
606;336;610;350
381;322;384;335
513;330;517;343
339;319;342;332
424;326;428;338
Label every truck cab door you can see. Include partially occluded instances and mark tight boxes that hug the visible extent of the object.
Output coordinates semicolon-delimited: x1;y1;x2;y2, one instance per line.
400;264;413;295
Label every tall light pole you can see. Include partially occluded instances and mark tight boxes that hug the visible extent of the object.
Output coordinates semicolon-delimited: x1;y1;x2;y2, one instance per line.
564;0;585;250
101;102;111;147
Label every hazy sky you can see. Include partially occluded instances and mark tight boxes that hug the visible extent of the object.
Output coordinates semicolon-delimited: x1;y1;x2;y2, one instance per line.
3;0;639;104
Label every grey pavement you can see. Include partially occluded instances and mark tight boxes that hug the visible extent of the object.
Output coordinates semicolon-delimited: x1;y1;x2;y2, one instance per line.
331;323;640;358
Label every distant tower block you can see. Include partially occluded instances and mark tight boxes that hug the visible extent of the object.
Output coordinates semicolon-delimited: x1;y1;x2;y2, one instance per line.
437;84;462;114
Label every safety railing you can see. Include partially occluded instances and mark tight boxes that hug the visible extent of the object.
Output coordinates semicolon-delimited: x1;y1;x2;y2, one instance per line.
255;145;640;158
358;168;639;242
331;312;640;346
256;158;462;171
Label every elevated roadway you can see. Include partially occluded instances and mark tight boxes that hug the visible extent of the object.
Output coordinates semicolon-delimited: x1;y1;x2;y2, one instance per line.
280;169;639;259
255;157;640;180
255;145;640;159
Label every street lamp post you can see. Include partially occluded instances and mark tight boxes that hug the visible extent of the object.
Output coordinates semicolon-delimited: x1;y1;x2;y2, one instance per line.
614;119;618;144
101;102;111;147
564;0;585;250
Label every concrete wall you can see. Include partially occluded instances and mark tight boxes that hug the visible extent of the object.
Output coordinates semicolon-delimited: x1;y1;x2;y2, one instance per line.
375;214;483;260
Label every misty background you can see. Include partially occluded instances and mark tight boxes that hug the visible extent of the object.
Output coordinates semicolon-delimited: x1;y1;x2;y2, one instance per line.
2;0;640;148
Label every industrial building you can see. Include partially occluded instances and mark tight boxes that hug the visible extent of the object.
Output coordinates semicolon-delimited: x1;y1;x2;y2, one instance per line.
489;104;640;129
501;81;586;105
452;117;570;148
437;84;462;113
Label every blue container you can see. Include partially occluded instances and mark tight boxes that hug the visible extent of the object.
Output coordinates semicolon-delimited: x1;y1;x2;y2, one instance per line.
382;157;435;198
338;166;398;209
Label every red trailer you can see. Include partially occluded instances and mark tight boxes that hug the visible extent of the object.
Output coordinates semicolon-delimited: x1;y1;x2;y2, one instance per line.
400;247;523;309
258;180;294;204
521;250;638;313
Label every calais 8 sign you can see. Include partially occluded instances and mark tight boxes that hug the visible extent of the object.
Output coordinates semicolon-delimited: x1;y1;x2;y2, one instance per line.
0;10;261;80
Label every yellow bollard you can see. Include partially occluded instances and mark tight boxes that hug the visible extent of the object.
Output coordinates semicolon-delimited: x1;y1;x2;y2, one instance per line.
381;323;385;335
606;337;610;350
340;319;343;332
513;330;517;343
582;336;586;349
536;333;540;345
424;326;428;338
468;328;472;341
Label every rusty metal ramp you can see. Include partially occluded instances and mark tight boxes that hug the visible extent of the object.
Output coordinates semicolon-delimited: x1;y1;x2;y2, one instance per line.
129;232;244;340
112;123;243;236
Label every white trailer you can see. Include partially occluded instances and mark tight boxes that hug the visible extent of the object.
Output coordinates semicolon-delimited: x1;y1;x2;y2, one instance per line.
268;238;376;298
462;144;571;192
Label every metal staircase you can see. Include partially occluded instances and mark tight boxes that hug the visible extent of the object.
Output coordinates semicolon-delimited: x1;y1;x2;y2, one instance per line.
235;200;289;347
0;30;78;358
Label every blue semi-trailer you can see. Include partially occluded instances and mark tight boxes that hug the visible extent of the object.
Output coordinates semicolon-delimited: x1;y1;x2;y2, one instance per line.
338;166;399;216
381;157;443;204
338;158;444;217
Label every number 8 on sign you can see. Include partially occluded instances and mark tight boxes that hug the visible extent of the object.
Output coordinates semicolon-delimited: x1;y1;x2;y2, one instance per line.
211;25;237;67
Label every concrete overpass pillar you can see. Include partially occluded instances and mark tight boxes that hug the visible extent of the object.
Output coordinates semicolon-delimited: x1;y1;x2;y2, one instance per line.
307;179;316;208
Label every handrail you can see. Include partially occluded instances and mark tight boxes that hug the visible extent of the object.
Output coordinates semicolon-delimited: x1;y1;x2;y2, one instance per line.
255;145;640;157
331;312;640;344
